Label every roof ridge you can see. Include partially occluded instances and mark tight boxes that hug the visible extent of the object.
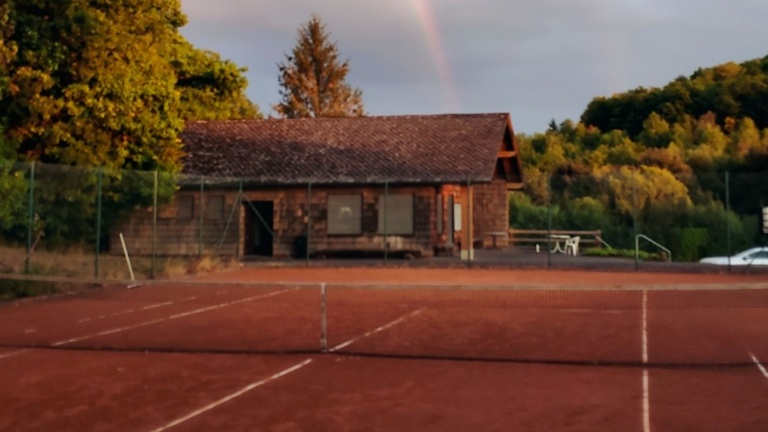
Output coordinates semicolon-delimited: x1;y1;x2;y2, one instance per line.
186;112;509;125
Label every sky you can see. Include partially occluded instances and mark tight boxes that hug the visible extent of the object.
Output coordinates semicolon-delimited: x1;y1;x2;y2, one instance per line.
179;0;768;135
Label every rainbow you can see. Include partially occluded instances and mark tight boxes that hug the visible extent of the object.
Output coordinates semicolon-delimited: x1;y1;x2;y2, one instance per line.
408;0;461;112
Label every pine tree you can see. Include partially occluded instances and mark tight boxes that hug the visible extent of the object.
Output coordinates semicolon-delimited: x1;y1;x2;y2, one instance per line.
274;15;364;118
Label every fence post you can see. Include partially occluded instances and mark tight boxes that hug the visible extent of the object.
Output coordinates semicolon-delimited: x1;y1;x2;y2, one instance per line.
725;171;731;271
632;168;638;271
95;167;103;279
383;179;389;261
466;176;473;266
236;178;243;260
25;162;35;274
546;173;552;268
199;175;204;257
306;181;312;264
151;170;158;279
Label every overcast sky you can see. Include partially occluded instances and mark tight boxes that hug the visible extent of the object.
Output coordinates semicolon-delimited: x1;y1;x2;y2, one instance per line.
179;0;768;134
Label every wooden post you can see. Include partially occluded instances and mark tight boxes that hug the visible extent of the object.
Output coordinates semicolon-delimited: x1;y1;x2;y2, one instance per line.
460;178;474;261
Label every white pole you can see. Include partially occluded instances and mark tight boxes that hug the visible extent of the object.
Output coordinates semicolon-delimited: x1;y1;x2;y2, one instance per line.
119;232;136;282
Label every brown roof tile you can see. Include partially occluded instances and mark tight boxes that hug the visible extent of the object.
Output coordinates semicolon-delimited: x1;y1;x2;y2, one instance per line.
180;113;516;185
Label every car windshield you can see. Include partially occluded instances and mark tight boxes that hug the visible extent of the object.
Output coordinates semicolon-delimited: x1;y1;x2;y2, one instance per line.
742;250;767;259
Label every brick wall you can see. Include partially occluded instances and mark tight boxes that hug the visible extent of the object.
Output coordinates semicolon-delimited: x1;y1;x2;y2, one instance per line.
472;179;509;248
112;185;441;258
111;181;510;258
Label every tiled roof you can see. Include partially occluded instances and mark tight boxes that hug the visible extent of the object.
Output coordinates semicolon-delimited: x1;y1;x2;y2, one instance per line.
180;113;515;185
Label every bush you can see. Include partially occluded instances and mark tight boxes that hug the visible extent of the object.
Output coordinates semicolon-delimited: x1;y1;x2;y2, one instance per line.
582;247;666;261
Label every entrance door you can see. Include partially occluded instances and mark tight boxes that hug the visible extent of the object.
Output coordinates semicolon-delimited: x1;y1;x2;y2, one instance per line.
244;201;274;256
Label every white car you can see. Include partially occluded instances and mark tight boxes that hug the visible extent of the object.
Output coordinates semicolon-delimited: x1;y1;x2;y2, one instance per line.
699;247;768;266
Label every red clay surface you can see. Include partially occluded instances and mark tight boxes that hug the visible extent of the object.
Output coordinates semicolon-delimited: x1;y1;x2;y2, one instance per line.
196;266;768;286
0;267;767;431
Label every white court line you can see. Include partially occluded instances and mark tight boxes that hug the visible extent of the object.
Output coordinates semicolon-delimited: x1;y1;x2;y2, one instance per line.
642;289;650;432
750;352;768;380
52;288;296;347
329;309;424;352
77;296;199;324
0;349;27;359
149;359;312;432
561;308;624;315
141;301;175;310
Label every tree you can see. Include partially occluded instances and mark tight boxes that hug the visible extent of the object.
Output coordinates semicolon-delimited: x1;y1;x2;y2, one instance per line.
4;0;186;172
173;40;261;121
273;15;364;118
0;3;14;155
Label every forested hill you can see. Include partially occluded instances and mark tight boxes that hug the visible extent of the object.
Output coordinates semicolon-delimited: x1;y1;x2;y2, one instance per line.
581;56;768;137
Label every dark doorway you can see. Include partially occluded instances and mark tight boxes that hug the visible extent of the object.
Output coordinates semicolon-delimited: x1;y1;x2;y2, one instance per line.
244;201;274;256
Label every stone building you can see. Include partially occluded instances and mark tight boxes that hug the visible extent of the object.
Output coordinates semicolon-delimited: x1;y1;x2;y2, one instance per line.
112;113;524;260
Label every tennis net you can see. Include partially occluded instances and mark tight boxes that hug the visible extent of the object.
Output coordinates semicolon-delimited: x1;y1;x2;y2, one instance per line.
1;279;767;367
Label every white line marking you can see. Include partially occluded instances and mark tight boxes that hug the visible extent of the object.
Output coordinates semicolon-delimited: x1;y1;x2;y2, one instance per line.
642;290;648;364
642;289;650;432
750;352;768;380
149;359;312;432
561;308;624;315
141;301;174;310
52;288;296;347
77;296;199;324
329;309;423;352
643;370;650;432
0;349;27;359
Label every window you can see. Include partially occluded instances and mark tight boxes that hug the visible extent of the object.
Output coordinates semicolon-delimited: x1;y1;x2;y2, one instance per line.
177;195;194;220
328;195;361;234
206;195;225;220
378;194;414;235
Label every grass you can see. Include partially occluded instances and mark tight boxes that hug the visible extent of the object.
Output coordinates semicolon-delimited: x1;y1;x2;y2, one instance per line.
0;278;59;301
582;247;667;261
0;244;238;281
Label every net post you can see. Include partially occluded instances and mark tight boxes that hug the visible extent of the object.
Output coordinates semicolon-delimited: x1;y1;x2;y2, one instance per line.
320;282;327;353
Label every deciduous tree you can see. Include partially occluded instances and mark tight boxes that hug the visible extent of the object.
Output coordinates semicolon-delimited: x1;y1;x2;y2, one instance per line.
5;0;185;171
173;41;261;121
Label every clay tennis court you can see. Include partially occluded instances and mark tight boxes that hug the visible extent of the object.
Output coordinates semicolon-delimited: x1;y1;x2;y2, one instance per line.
1;267;767;431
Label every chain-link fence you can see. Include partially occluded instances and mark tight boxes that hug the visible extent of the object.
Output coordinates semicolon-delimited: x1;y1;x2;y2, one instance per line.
1;161;766;280
509;167;767;266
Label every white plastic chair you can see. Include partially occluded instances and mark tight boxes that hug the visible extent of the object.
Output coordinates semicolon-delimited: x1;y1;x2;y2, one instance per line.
564;236;580;256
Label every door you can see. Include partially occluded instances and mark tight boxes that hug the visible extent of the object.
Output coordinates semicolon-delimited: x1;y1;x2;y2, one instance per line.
244;201;274;256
